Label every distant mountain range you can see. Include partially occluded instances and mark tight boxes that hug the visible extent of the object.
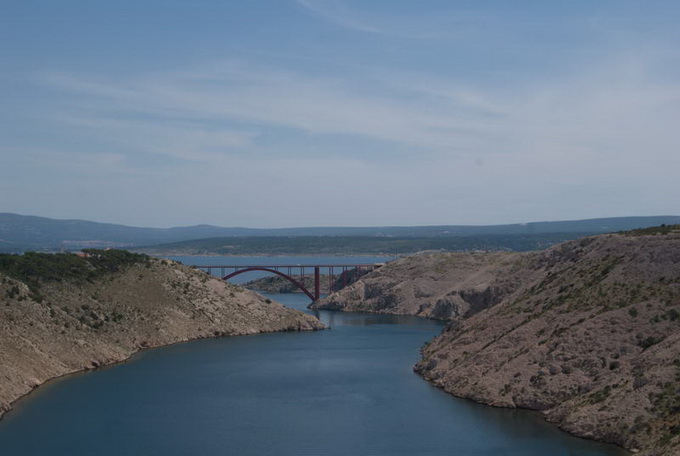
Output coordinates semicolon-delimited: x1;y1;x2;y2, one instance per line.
1;212;679;254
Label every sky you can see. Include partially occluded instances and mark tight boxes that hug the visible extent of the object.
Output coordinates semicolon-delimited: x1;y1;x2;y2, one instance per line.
1;0;679;228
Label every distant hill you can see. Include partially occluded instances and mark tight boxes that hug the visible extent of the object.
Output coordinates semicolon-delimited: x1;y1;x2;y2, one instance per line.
0;213;264;252
136;233;598;255
1;213;680;253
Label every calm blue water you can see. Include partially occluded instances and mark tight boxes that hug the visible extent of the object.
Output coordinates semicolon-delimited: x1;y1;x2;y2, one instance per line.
0;257;627;456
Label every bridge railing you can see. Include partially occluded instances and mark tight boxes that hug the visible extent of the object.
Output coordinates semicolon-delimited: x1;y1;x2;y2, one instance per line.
192;263;383;301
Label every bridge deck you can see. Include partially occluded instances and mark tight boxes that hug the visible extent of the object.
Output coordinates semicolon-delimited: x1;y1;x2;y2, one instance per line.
193;263;383;302
192;263;384;268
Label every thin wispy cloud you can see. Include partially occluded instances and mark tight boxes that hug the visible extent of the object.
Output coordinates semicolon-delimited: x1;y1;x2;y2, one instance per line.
296;0;382;34
56;115;257;162
2;1;679;226
36;65;496;157
34;53;680;167
295;0;498;40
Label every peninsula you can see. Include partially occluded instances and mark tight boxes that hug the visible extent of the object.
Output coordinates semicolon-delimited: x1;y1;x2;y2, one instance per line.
0;250;323;419
312;227;680;455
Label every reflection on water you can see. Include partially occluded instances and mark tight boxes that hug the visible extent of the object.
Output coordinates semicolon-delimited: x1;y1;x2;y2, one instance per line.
322;310;441;327
0;276;628;455
269;291;445;329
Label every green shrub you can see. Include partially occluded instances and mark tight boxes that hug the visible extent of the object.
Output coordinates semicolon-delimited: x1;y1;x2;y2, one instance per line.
620;224;680;236
639;336;665;349
0;250;149;292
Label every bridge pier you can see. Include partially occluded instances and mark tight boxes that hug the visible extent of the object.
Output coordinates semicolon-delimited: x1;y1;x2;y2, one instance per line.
195;263;383;302
314;267;320;301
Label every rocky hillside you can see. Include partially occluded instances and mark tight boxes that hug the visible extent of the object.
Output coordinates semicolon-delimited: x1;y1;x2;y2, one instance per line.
310;250;533;319
313;230;680;455
0;250;323;420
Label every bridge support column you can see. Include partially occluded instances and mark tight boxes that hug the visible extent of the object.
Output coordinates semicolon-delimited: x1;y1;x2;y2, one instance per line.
314;267;320;301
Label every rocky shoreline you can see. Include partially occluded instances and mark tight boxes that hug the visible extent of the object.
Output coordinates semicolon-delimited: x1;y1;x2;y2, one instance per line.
0;253;323;420
312;231;680;456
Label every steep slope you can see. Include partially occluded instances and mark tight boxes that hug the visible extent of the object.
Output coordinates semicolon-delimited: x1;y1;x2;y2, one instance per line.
314;231;680;455
0;251;323;419
310;251;531;318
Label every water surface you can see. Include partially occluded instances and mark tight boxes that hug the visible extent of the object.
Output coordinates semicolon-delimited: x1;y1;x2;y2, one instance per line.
0;257;627;455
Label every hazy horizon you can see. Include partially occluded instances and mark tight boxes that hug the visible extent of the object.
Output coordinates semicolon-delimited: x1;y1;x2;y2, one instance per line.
2;1;679;228
4;211;679;231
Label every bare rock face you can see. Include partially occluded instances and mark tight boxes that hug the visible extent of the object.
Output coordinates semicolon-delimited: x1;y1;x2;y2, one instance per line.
316;233;680;455
311;251;538;319
0;256;323;419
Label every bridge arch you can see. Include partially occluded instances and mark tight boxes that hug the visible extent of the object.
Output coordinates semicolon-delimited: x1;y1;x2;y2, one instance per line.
223;267;317;301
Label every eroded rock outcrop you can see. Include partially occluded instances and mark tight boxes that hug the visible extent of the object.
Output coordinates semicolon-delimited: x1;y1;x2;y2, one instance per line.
0;252;323;419
311;251;536;319
314;232;680;455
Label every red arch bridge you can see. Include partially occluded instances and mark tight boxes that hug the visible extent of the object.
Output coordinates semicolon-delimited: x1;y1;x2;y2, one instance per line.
193;263;384;302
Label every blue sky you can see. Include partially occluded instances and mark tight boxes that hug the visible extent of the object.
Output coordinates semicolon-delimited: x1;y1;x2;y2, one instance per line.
1;1;679;228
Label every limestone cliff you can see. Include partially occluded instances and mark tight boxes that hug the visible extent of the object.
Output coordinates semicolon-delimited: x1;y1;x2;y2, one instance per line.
0;251;323;419
313;231;680;455
310;251;533;319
